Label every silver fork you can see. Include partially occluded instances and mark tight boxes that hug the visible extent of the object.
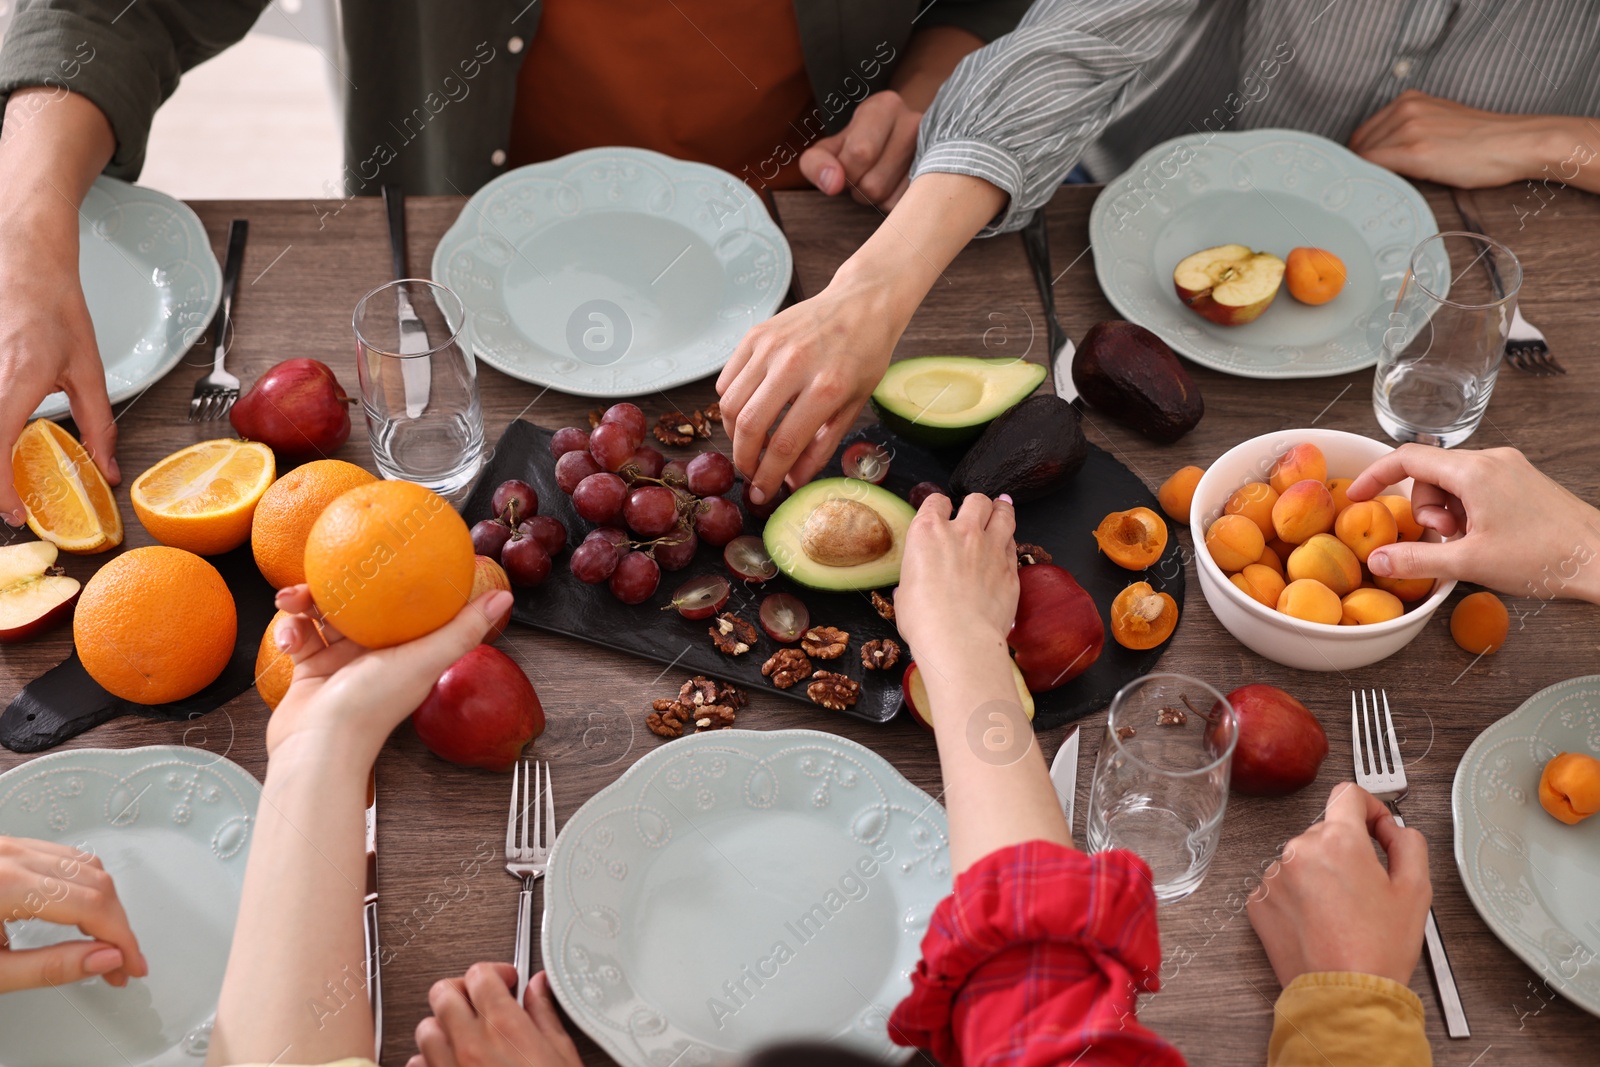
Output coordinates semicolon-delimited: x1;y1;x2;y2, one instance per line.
1449;189;1564;376
1352;690;1470;1039
505;759;554;1001
188;219;249;421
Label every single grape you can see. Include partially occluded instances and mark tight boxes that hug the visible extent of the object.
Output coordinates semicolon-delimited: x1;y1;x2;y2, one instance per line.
692;495;743;546
661;459;690;488
842;441;891;485
742;481;789;520
471;519;513;558
609;550;661;604
549;426;590;460
585;526;631;549
652;526;698;571
623;485;681;538
500;534;552;587
554;450;602;494
686;451;736;497
492;479;539;525
759;593;810;643
569;539;620;583
573;472;627;523
724;535;778;583
600;403;647;448
518;515;567;556
627;446;665;481
589;422;637;472
666;575;731;620
908;481;945;509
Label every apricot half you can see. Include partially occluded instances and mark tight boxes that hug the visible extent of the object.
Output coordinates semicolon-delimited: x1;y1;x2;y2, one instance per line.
1285;247;1347;305
1094;507;1168;570
1287;533;1362;597
1335;499;1399;564
1539;752;1600;825
1269;443;1327;495
1450;591;1508;654
1158;466;1205;525
1271;479;1337;544
1111;581;1179;649
1277;578;1342;625
1205;514;1266;573
1224;481;1279;540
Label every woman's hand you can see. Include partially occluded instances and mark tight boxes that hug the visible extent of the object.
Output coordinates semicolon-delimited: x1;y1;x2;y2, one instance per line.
0;836;148;992
800;90;921;210
894;492;1019;664
412;965;582;1067
1347;444;1600;603
1247;783;1430;986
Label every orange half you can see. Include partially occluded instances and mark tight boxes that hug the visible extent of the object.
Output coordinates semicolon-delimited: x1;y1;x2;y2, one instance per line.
13;419;123;554
132;439;276;556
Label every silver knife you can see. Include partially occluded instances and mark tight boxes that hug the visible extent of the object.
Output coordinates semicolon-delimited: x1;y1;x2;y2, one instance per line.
1020;210;1080;403
1048;726;1081;840
363;772;382;1062
383;185;432;418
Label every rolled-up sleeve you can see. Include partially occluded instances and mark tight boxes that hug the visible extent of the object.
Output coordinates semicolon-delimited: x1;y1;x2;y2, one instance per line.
913;0;1197;234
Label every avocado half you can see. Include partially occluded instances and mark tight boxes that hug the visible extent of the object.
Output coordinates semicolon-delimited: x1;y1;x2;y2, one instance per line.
763;478;915;591
870;356;1047;448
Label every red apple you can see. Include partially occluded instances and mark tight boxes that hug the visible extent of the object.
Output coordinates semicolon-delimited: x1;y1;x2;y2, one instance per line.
1207;683;1327;796
230;358;354;460
1007;563;1105;692
470;555;514;643
412;645;544;772
0;541;80;643
1173;244;1286;326
902;660;1034;730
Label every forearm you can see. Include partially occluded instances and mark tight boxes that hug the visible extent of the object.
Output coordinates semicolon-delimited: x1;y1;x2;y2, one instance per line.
0;88;112;233
1536;115;1600;195
891;25;984;112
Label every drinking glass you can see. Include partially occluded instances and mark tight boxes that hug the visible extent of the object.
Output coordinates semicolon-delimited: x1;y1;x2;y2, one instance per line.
1085;673;1238;902
353;279;486;496
1372;231;1522;447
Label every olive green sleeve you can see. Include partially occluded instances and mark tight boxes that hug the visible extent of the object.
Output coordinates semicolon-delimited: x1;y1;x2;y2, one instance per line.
1269;972;1433;1067
0;0;271;179
916;0;1035;43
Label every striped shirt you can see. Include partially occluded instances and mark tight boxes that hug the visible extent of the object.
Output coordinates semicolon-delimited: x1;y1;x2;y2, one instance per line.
913;0;1600;234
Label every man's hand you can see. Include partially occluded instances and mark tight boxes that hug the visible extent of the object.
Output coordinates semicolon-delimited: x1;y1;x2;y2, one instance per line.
1247;783;1430;987
0;836;149;992
412;965;582;1067
800;90;921;210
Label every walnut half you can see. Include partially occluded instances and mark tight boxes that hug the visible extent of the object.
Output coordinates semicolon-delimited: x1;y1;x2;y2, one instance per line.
861;638;901;671
807;670;861;711
710;613;758;656
694;705;738;730
870;590;895;622
800;626;849;659
761;648;813;689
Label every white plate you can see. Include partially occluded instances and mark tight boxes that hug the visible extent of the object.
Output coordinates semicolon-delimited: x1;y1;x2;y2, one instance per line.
1453;676;1600;1016
431;147;792;399
542;729;950;1064
0;746;260;1066
1089;129;1442;379
33;177;223;420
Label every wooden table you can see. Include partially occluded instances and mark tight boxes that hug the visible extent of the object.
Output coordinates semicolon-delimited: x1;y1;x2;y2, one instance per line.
2;182;1597;1066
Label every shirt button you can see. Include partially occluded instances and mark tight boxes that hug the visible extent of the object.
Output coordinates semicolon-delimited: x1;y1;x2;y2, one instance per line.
491;149;507;167
1391;58;1413;78
508;36;525;54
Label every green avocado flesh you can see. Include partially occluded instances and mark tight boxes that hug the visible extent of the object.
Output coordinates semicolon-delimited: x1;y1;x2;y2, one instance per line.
870;357;1047;448
764;477;916;591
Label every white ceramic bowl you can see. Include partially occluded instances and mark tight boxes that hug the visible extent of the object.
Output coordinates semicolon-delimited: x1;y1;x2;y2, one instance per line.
1190;428;1456;671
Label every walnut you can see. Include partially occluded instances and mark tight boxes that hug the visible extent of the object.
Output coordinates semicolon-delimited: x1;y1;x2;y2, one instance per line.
710;613;758;655
719;682;750;709
761;648;813;688
870;590;895;622
800;626;849;659
1017;542;1053;566
861;638;901;670
678;676;721;707
1116;725;1137;740
587;408;605;429
654;411;697;446
645;713;684;738
687;409;714;439
701;401;722;425
694;705;738;730
807;670;861;711
1156;705;1188;727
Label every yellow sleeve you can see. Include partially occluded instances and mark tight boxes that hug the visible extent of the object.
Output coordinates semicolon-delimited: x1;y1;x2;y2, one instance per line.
1268;972;1432;1067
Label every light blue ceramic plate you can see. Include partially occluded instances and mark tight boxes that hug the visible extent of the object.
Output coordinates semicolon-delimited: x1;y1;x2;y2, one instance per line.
33;177;222;420
432;147;792;399
1089;129;1442;379
542;729;950;1065
0;746;260;1066
1453;676;1600;1017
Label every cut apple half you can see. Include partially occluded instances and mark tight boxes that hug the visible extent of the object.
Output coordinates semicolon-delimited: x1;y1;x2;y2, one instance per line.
902;659;1035;730
1173;244;1287;326
0;541;81;643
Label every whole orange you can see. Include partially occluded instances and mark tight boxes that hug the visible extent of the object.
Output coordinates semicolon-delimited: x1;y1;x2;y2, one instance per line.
303;480;475;649
255;610;294;710
252;459;377;590
75;547;237;704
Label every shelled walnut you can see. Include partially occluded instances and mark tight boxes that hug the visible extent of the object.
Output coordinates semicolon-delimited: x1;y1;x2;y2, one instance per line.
860;639;901;670
586;408;605;428
710;613;758;655
870;591;895;622
800;626;848;659
761;648;813;688
1017;543;1053;566
701;402;722;425
694;705;738;730
678;676;720;707
807;670;861;710
654;412;697;446
647;698;693;738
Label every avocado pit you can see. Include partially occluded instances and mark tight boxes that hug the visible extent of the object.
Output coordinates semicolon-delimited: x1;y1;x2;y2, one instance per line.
800;499;892;568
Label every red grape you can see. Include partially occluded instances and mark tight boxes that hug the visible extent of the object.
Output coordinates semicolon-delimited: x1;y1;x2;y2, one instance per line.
652;526;699;571
686;451;735;496
555;450;601;494
742;481;788;520
842;441;891;485
492;479;539;525
909;481;944;509
609;550;661;604
600;403;647;448
501;534;552;587
569;539;620;583
550;426;590;459
589;422;636;472
661;459;689;488
471;519;513;558
627;446;665;481
724;535;777;582
692;495;743;546
759;593;810;643
518;515;567;556
624;486;681;537
586;526;630;549
667;575;731;620
573;472;627;523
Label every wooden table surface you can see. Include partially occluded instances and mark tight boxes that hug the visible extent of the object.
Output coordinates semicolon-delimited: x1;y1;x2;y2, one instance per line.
2;182;1597;1066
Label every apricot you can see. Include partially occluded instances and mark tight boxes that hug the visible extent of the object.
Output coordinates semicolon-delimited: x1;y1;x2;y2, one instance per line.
1269;443;1327;495
1231;563;1287;608
1157;465;1205;524
1450;591;1509;654
1111;581;1179;650
1285;247;1347;305
1287;533;1363;597
1205;514;1267;573
1271;479;1337;544
1255;544;1284;576
1277;578;1342;625
1268;538;1295;564
1334;499;1399;563
1538;752;1600;825
1377;494;1425;542
1340;587;1404;625
1224;481;1279;540
1326;477;1354;514
1375;573;1436;603
1094;507;1168;570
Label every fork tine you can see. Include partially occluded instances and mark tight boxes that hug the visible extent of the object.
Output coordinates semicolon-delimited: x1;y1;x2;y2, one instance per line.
216;392;238;419
1381;689;1403;773
522;759;532;857
1361;690;1379;777
543;761;555;854
1351;691;1361;775
1371;690;1391;778
506;760;520;857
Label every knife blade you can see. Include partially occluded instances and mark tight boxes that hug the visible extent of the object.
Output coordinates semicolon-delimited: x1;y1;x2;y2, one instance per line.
363;771;382;1062
1020;211;1079;403
383;185;432;418
1049;726;1081;839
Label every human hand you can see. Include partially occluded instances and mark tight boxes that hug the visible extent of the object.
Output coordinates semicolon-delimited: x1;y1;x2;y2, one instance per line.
800;90;921;210
1348;90;1579;188
264;584;515;764
1347;444;1600;603
1248;782;1430;986
0;836;148;992
411;964;581;1067
894;492;1019;663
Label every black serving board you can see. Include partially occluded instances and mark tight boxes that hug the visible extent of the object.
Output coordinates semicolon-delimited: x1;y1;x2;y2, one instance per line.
465;420;1183;730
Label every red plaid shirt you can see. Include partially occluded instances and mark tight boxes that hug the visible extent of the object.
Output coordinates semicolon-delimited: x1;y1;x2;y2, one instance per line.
890;841;1186;1067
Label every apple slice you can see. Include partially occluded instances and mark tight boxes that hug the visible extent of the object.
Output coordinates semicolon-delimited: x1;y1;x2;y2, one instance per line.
1173;244;1286;326
902;659;1035;731
0;541;80;643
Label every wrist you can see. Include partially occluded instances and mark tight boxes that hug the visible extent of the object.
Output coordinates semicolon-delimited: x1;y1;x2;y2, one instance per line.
267;728;379;781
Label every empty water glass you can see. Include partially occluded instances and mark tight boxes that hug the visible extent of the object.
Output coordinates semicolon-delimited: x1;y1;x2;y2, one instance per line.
1086;673;1238;902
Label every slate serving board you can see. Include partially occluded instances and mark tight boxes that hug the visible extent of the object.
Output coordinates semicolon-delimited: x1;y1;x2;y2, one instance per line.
464;419;1183;731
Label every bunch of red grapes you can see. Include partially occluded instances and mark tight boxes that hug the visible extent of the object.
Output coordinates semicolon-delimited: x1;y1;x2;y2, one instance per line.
471;480;567;588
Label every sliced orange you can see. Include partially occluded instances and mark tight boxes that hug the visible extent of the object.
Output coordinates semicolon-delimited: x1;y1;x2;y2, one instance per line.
131;439;276;556
13;419;123;554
